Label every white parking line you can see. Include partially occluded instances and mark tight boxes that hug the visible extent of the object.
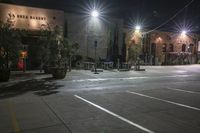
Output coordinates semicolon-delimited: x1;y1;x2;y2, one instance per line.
127;91;200;111
166;87;200;95
75;95;155;133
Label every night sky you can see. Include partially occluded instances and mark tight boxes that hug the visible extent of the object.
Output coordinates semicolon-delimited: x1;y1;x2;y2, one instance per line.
1;0;200;32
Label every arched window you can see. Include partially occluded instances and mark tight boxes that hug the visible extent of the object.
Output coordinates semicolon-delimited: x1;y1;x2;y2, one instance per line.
162;43;167;52
182;44;186;52
169;44;174;52
189;44;194;53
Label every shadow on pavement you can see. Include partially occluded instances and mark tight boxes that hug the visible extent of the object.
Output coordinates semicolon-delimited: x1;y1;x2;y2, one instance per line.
0;78;63;99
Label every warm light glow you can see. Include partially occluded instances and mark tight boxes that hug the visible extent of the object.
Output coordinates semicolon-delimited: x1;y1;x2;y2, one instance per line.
134;25;141;34
21;51;27;58
181;30;187;36
156;37;163;43
158;37;162;41
91;10;99;18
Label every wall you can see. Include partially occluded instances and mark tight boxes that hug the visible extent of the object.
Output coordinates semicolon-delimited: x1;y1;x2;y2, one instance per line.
65;13;124;61
0;3;64;31
125;29;199;64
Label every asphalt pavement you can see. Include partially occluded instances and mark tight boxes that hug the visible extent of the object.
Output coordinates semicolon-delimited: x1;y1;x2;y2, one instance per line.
0;65;200;133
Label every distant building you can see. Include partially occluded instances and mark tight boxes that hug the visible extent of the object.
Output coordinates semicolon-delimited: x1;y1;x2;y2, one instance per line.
125;30;200;65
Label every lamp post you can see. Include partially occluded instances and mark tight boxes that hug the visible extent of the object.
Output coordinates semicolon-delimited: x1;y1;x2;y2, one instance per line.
94;40;99;74
90;9;100;74
134;25;142;70
91;10;99;18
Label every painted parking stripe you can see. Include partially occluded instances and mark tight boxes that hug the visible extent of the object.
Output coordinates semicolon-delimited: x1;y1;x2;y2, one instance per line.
166;87;200;95
6;100;21;133
127;91;200;111
75;95;155;133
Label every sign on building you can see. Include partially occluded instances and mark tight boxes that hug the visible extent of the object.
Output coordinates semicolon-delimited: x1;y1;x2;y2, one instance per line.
0;3;64;31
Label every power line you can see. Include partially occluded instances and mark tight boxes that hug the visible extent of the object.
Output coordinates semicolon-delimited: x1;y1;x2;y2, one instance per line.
144;0;195;34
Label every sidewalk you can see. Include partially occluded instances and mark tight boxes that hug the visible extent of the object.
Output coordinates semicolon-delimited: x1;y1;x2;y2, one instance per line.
0;70;51;88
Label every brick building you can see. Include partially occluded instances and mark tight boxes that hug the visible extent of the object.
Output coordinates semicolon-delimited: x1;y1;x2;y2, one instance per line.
126;30;200;65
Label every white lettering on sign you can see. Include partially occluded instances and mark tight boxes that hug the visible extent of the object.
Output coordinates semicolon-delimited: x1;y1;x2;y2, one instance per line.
8;12;47;21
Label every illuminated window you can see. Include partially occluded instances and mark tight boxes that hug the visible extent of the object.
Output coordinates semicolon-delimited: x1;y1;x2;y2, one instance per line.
189;44;194;53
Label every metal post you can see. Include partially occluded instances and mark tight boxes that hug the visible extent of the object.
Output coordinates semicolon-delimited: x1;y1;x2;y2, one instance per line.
117;58;120;70
69;55;72;72
94;41;99;74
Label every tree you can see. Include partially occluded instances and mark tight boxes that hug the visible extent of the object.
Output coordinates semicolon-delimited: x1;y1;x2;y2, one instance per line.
0;21;21;81
38;25;79;73
126;31;142;64
60;39;79;70
0;21;21;69
128;44;142;63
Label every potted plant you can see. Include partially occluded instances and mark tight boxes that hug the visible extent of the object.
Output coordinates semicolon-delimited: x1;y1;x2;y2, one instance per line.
38;25;79;79
0;21;21;82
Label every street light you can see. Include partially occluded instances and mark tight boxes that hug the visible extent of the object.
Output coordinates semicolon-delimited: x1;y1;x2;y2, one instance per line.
91;10;99;18
94;40;99;74
181;30;187;36
135;25;141;33
135;25;141;31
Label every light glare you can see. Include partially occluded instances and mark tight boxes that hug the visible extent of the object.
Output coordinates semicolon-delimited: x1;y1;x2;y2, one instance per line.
135;25;141;31
91;10;99;17
181;30;187;35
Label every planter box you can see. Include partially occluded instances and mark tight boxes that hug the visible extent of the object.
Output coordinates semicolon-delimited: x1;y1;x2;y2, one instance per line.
51;67;67;79
0;69;10;82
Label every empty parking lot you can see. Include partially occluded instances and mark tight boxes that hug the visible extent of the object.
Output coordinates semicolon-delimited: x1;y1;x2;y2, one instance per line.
0;65;200;133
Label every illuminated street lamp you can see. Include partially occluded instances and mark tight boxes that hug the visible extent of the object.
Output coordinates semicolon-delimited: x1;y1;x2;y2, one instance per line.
91;10;99;18
135;25;141;32
89;9;100;74
181;30;187;36
135;25;141;30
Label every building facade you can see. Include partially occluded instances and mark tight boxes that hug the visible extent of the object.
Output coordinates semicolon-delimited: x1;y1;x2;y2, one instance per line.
126;30;200;65
65;13;124;63
0;3;64;31
1;3;199;68
0;3;65;69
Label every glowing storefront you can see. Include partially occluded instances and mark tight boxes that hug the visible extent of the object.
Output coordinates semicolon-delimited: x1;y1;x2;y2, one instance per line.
0;3;64;69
